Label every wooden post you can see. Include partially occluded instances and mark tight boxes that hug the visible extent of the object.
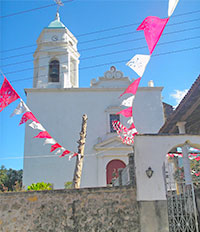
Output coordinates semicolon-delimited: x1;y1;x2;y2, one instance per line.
72;114;88;189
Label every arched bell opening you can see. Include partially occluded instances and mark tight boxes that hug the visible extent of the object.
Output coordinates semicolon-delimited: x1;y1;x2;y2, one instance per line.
48;59;60;82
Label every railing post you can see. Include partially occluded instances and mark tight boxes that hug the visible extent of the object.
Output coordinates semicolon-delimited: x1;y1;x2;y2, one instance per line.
128;152;135;186
118;168;123;186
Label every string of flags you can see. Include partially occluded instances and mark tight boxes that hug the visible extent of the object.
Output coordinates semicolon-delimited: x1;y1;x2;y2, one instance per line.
0;74;78;160
114;0;180;145
168;153;200;161
167;153;200;177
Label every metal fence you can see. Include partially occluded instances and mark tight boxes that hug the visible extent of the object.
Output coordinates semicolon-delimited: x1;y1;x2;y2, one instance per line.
166;182;199;232
164;160;199;232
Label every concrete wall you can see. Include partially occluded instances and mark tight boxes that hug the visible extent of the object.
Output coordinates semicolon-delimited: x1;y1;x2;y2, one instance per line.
0;186;169;232
134;134;200;201
139;201;169;232
23;86;164;189
0;187;139;232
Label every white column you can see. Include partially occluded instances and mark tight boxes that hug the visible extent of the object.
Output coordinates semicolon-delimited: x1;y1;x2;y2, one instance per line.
61;65;71;88
176;121;186;134
176;121;192;185
182;144;192;185
75;60;79;87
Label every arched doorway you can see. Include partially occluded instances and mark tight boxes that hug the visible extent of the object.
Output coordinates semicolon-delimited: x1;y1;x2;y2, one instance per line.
106;159;126;184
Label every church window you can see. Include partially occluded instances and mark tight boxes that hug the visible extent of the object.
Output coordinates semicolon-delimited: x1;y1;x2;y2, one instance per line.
109;114;120;133
49;60;59;82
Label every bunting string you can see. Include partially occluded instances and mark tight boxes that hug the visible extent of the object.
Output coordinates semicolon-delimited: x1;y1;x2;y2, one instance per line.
0;74;78;160
113;0;180;144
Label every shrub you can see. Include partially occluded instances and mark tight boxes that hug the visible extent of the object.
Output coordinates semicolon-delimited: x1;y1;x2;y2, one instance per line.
64;181;72;189
27;182;53;191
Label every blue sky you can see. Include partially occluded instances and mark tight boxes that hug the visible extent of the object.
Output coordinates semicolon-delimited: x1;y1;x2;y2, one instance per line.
0;0;200;170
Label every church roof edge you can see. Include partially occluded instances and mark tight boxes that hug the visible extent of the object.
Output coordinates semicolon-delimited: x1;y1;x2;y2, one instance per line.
24;86;164;95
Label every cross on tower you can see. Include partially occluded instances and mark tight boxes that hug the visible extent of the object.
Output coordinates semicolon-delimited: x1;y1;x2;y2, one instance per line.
54;0;64;14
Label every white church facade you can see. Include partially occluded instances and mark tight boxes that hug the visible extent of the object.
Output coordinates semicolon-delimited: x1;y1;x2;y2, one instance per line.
23;13;165;189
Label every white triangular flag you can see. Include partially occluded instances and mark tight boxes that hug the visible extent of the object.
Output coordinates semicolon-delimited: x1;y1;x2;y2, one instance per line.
127;128;137;136
69;153;79;161
121;96;135;107
43;138;56;145
168;0;179;17
126;54;150;77
29;121;45;131
127;117;133;125
10;99;30;117
55;147;65;155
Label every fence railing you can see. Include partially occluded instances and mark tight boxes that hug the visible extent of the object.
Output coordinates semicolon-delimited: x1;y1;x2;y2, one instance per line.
166;182;199;232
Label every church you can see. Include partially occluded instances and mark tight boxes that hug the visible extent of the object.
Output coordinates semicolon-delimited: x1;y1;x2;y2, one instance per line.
23;13;165;189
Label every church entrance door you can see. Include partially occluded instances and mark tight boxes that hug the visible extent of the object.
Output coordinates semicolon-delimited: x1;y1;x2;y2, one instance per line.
106;159;126;184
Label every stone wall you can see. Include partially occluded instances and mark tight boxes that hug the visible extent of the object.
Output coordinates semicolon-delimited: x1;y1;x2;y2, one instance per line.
0;186;139;232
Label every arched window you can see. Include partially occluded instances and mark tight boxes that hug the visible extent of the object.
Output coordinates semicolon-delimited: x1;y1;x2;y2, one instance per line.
106;159;126;184
49;60;59;82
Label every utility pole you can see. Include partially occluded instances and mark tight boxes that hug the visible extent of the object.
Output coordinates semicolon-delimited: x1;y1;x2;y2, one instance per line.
72;114;88;188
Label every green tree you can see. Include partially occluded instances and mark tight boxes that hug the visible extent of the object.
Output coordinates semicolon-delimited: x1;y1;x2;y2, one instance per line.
0;165;23;192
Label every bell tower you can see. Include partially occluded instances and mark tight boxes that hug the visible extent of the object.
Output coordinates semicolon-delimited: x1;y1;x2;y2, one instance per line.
33;12;80;88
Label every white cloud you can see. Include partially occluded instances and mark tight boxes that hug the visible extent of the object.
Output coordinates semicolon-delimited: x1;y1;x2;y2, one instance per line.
170;89;189;108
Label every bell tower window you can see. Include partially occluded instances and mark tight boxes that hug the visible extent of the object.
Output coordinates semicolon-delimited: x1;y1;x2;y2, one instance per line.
49;60;59;82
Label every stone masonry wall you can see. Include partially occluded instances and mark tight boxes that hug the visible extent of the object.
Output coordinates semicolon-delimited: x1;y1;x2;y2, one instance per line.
0;186;139;232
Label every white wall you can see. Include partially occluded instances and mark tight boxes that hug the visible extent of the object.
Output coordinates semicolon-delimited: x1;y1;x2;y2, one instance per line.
134;134;200;201
23;86;164;189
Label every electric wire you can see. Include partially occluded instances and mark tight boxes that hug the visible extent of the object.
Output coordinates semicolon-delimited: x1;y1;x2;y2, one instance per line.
1;16;200;56
0;0;74;19
1;35;200;68
1;7;200;163
1;25;200;62
1;45;199;84
0;143;126;160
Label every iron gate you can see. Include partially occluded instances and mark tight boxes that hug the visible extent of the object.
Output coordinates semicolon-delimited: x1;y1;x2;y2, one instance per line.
164;161;199;232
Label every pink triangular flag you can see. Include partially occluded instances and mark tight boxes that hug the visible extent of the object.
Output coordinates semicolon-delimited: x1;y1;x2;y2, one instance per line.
137;16;169;54
120;78;141;97
195;172;200;177
116;107;132;118
34;131;52;138
195;157;200;161
19;112;39;125
51;143;62;152
128;122;136;130
0;77;20;112
59;150;71;157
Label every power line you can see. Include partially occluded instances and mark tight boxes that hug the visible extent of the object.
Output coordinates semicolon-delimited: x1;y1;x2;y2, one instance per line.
172;9;200;18
1;16;200;55
0;1;199;20
80;46;200;71
1;35;200;69
2;36;200;75
0;0;74;19
1;25;200;62
1;45;200;84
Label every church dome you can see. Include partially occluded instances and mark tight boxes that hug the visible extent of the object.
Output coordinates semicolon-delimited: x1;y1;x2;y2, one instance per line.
47;12;65;28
